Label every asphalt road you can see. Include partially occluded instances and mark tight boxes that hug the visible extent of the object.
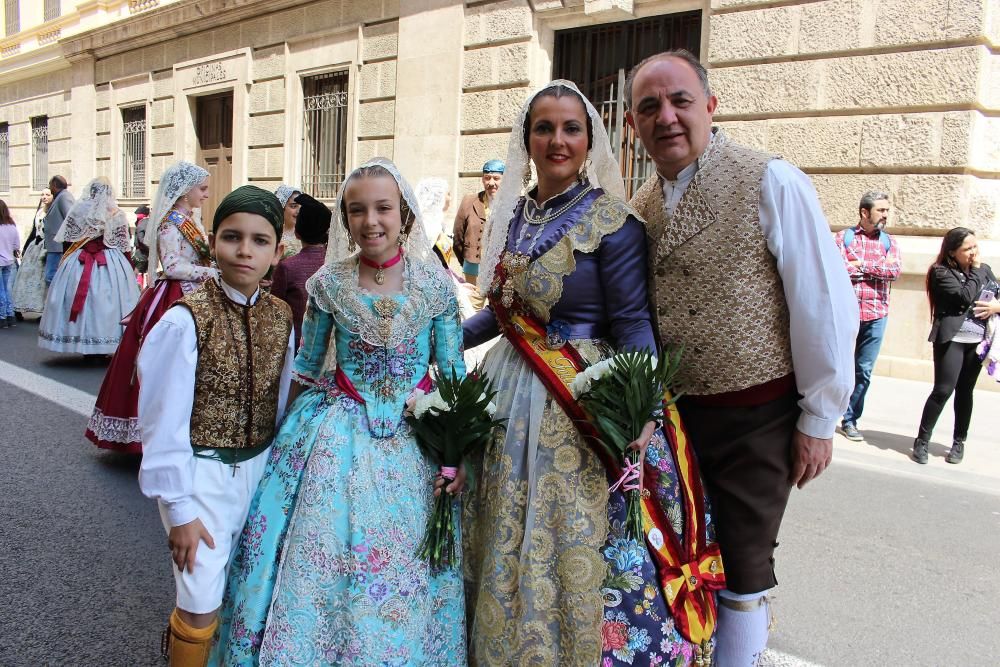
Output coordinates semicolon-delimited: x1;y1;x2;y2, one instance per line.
1;317;998;666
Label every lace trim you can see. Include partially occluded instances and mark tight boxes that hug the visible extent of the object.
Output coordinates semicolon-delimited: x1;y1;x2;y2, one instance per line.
514;193;635;321
38;331;122;345
87;409;141;444
305;255;452;349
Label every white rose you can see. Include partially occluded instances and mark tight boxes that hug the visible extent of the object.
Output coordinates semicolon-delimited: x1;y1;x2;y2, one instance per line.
570;373;592;399
485;401;497;417
413;389;447;419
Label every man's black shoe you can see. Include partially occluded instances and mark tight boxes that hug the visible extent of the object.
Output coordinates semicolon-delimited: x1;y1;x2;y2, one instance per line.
912;438;929;464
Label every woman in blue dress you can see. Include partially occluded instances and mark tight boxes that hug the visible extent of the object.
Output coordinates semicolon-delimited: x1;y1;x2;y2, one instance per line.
462;81;721;666
213;158;467;666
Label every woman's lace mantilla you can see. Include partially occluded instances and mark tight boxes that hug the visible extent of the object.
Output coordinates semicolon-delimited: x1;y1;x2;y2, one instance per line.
305;256;452;349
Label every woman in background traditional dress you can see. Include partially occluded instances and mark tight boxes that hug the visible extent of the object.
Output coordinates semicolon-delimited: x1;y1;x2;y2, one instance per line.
275;183;303;258
86;161;214;453
37;178;139;354
12;189;52;317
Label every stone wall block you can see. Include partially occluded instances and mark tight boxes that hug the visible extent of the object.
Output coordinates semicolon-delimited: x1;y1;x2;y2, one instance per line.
823;47;981;111
268;7;306;44
943;0;988;40
860;114;938;168
461;133;509;172
150;155;171;181
253;45;285;81
143;44;168;72
970;114;1000;171
344;0;383;25
95;109;111;134
497;43;530;85
248;114;285;146
9;145;28;166
983;52;1000;109
10;166;29;187
497;87;527;127
358;100;395;138
809;174;897;227
96;134;112;159
240;16;272;49
48;138;71;164
356;138;394;163
461;91;496;131
717;122;770;153
462;49;494;89
939;111;974;168
708;7;796;62
874;0;949;46
152;73;172;100
768;117;862;168
150;126;174;155
363;21;399;60
798;0;862;55
464;0;532;47
50;115;71;139
247;147;281;179
379;61;397;98
359;62;396;100
894;174;967;230
711;61;819;116
249;80;285;113
151;99;174;127
968;178;1000;237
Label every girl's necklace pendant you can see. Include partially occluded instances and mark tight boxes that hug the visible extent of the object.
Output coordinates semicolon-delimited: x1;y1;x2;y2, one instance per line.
375;267;386;285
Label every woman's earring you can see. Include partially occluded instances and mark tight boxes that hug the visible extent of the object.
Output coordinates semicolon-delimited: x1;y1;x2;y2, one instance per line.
397;232;408;248
348;237;357;253
578;158;591;184
522;164;532;190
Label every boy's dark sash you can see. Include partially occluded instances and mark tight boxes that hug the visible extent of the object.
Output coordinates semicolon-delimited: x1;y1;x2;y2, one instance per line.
489;260;724;645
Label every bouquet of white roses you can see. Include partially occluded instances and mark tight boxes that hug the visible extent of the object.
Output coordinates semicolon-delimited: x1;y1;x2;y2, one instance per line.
571;349;683;541
405;367;503;571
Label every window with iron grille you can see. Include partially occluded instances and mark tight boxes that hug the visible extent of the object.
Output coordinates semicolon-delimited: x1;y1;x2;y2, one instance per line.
553;12;701;198
301;71;349;200
5;0;19;36
31;116;48;191
121;106;147;198
0;123;9;193
44;0;59;21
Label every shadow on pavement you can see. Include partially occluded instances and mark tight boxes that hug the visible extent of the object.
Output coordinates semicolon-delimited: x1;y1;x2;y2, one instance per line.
855;428;952;460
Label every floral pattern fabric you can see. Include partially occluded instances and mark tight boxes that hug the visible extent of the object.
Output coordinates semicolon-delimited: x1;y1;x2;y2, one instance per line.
213;259;467;666
156;213;217;293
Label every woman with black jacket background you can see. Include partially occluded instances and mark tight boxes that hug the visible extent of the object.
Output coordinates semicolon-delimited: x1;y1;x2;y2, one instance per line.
913;227;998;465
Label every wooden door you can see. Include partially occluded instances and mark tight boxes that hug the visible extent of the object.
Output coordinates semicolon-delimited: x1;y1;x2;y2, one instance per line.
195;92;234;225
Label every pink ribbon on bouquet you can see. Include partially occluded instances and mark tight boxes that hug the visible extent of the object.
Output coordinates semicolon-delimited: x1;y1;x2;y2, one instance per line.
608;457;642;493
439;466;459;481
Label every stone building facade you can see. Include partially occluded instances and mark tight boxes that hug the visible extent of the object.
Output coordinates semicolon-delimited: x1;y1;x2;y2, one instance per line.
0;0;998;387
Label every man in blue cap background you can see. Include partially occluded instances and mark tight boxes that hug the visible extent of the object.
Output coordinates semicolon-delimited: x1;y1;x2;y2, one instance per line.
453;159;504;310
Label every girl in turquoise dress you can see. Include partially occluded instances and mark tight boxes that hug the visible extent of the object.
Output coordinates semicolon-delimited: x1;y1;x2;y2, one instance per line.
212;159;467;666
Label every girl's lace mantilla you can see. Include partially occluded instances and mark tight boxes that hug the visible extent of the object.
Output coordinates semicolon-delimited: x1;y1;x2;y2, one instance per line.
306;255;453;349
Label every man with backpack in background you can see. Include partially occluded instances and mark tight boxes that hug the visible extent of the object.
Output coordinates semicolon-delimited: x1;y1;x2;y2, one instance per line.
835;190;901;441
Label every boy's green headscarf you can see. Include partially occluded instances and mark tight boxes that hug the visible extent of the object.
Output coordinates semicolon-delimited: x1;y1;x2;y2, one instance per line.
212;185;284;239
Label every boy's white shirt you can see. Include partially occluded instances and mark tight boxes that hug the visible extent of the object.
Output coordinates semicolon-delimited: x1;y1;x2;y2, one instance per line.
137;277;295;528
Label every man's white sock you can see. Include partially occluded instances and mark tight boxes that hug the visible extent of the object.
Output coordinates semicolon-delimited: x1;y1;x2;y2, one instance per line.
714;588;770;666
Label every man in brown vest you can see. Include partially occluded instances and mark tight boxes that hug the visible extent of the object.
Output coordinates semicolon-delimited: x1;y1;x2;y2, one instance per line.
626;50;858;664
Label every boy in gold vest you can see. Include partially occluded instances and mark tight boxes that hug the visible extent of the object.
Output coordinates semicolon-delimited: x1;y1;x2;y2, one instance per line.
137;186;294;667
